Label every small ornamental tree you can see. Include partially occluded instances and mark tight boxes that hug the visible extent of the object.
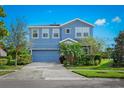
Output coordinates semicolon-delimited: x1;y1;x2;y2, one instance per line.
60;42;84;65
80;37;104;55
6;18;30;66
113;31;124;67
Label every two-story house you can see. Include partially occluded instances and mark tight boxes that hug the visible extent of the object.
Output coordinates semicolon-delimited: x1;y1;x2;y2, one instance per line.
29;18;94;63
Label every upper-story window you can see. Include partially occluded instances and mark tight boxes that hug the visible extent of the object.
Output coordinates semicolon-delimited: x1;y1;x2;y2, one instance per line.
83;27;90;37
83;32;89;37
65;28;71;34
75;27;90;38
52;29;60;39
75;27;82;38
42;29;49;39
32;29;39;39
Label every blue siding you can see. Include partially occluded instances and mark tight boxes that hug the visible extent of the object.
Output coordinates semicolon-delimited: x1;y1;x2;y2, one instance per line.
61;20;93;40
31;27;60;49
29;19;94;62
32;50;60;63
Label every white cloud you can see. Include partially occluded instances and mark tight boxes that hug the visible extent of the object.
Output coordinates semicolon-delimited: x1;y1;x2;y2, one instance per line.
95;19;106;26
112;16;121;23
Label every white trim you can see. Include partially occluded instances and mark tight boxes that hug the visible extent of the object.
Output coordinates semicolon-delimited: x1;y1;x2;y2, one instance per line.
60;18;94;27
52;28;60;39
31;29;39;39
83;32;89;37
59;38;78;43
29;26;60;28
31;48;59;50
42;28;50;39
75;27;83;39
64;28;71;34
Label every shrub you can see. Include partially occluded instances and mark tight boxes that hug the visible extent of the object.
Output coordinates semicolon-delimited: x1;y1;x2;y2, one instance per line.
17;54;31;65
112;31;124;67
63;60;70;67
0;58;8;65
94;54;101;65
79;54;101;66
7;60;15;65
60;42;84;65
82;55;94;65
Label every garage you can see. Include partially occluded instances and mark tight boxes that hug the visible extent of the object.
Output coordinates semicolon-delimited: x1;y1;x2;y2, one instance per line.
32;50;60;63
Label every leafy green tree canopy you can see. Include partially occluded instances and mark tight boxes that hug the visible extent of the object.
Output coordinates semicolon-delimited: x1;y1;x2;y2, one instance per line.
80;37;104;55
0;6;9;40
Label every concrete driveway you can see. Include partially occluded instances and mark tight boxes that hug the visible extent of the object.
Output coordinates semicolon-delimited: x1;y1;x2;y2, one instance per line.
0;63;86;80
0;63;124;88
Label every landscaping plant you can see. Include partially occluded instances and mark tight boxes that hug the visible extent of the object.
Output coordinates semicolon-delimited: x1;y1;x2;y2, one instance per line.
60;42;84;66
113;31;124;67
6;18;31;66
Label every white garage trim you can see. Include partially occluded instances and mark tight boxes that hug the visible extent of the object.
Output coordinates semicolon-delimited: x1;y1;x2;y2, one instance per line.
59;38;78;43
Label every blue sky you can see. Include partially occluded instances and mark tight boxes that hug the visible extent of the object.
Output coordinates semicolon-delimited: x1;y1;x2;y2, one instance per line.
3;5;124;47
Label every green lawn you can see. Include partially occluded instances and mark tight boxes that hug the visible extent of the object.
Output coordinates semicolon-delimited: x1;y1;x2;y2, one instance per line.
73;70;124;79
0;71;14;76
0;65;23;76
67;59;124;78
0;65;23;70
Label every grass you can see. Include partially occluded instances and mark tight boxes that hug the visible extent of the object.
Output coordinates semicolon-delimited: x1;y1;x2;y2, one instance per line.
0;71;14;76
67;59;124;78
0;65;23;76
73;70;124;79
0;65;23;70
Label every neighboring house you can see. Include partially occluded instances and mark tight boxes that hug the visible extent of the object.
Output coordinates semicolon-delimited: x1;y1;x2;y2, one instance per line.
0;48;7;57
29;18;94;63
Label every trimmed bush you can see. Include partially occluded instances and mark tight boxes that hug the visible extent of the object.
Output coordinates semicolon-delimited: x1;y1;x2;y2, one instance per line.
78;54;101;66
17;55;31;65
63;60;70;67
7;60;15;65
0;58;8;65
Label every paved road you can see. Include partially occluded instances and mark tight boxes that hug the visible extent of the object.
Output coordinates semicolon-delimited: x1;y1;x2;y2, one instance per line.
0;79;124;88
0;63;124;88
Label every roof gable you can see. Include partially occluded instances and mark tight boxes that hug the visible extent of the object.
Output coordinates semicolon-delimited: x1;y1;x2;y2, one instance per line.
60;18;94;27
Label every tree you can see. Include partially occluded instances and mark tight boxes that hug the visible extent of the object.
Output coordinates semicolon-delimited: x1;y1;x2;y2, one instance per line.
0;6;9;40
6;18;28;66
106;47;113;59
113;31;124;67
80;37;104;55
60;42;84;65
0;6;9;50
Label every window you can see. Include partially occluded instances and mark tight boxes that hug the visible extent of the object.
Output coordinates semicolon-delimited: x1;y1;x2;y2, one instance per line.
77;33;82;37
82;27;90;32
52;29;60;38
32;29;39;39
75;27;82;38
42;29;49;39
43;33;48;37
75;27;90;38
83;27;90;37
65;28;71;34
83;32;89;37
